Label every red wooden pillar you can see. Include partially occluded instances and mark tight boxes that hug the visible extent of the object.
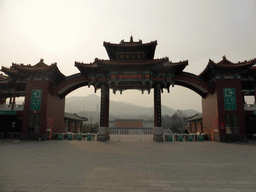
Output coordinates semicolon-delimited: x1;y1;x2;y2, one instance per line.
11;84;17;111
0;97;6;104
153;83;163;142
154;83;162;127
253;80;256;104
97;83;110;141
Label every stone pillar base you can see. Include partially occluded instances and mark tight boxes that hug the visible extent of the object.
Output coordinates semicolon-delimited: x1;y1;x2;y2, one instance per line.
153;127;163;142
97;127;107;141
20;133;48;141
106;127;110;140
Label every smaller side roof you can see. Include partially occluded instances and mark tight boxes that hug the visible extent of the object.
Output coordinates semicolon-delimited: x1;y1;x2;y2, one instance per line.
64;113;88;122
13;59;65;78
0;73;9;81
1;59;66;83
199;56;256;81
185;113;202;122
1;66;19;76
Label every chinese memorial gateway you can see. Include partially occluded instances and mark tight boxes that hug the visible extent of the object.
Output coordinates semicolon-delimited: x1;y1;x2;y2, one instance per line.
0;37;256;142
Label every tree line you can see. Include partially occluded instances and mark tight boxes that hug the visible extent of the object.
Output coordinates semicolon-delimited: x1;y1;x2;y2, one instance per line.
82;110;189;133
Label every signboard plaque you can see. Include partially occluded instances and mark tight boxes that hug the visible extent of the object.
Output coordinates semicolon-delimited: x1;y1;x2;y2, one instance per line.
224;88;237;110
0;111;16;115
30;89;42;111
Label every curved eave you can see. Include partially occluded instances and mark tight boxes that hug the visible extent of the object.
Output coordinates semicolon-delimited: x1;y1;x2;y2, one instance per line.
156;61;188;73
95;58;168;67
212;58;256;69
12;63;57;72
12;63;66;80
75;61;106;74
103;40;157;47
75;61;98;68
52;66;66;80
103;41;157;60
199;58;256;81
198;60;214;80
0;74;10;81
0;75;12;83
64;113;88;121
1;66;19;76
185;114;203;122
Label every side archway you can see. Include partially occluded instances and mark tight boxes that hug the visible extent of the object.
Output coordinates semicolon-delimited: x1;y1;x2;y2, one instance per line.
174;72;213;98
54;73;88;99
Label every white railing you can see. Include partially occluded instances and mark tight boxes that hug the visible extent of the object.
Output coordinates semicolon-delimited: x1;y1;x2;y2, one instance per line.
0;103;24;111
244;103;256;111
110;129;153;141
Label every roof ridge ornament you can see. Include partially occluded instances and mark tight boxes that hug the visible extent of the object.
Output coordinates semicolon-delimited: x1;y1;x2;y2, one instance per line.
130;35;133;42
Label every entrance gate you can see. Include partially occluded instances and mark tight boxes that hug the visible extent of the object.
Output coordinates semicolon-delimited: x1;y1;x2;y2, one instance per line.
75;37;191;142
1;37;256;142
110;129;153;141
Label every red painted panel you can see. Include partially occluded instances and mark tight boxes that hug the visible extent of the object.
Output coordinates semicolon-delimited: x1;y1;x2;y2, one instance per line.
145;74;150;79
111;74;116;79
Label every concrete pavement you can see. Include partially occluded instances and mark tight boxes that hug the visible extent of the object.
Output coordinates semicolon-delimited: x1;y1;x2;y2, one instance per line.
0;139;256;192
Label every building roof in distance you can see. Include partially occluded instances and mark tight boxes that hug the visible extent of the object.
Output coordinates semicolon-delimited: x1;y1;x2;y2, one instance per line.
185;113;202;122
64;113;88;122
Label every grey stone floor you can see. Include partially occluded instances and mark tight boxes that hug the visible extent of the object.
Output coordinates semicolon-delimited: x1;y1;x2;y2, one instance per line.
0;139;256;192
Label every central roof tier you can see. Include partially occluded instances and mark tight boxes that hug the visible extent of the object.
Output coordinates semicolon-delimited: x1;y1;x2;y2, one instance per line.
103;36;157;60
75;37;188;74
75;58;188;74
75;37;188;92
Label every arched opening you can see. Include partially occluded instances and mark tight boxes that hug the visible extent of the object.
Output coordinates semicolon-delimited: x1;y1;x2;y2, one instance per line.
162;86;202;134
162;86;202;113
0;96;25;135
57;73;206;137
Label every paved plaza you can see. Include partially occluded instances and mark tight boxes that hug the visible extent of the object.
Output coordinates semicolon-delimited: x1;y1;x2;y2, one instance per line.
0;139;256;192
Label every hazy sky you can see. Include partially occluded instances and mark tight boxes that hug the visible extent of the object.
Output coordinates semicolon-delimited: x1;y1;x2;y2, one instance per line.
0;0;255;112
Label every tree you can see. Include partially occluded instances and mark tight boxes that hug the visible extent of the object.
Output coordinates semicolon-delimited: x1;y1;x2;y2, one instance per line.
162;111;188;133
83;122;99;133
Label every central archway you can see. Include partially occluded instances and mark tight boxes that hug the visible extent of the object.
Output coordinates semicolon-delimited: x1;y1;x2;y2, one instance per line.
55;72;212;100
53;38;214;142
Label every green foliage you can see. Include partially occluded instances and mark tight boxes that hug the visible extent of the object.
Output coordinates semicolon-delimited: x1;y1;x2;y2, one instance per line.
162;112;188;133
83;122;98;133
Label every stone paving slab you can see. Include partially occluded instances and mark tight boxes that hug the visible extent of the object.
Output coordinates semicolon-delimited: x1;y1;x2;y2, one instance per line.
0;139;256;192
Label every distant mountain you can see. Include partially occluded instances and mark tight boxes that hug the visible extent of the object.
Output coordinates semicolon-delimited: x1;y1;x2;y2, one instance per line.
65;94;100;113
65;94;199;121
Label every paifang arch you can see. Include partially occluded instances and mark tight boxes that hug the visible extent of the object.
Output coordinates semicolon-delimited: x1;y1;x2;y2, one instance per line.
1;37;256;141
55;72;212;99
